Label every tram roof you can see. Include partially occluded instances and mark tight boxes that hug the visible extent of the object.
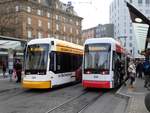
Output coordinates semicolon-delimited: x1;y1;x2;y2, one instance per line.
84;37;121;46
27;37;83;50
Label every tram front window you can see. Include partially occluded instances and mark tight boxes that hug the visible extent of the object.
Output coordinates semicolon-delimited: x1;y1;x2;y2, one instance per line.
25;44;49;75
84;44;110;74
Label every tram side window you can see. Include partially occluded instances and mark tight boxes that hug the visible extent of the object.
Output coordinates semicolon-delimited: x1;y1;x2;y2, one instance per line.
56;52;61;73
49;52;55;72
52;52;82;73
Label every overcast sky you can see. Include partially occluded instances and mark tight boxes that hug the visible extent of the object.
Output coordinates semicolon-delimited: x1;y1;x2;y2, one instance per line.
60;0;113;29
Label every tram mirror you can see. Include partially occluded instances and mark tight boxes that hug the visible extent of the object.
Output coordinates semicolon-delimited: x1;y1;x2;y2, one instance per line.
51;41;54;45
85;45;89;52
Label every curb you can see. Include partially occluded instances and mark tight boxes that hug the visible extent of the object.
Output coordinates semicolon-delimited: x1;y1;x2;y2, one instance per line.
115;85;132;113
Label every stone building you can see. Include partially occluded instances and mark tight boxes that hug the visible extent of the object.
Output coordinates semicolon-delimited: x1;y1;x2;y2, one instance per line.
0;0;83;44
82;24;114;41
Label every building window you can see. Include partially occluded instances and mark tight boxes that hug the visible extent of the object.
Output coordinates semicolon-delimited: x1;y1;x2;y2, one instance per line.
63;36;66;40
56;3;58;9
70;27;72;33
38;32;42;38
28;30;32;38
37;9;41;15
130;22;132;27
129;43;132;47
38;0;41;3
130;0;132;3
56;15;58;20
48;22;50;29
146;0;150;4
56;24;59;31
63;17;66;22
27;6;31;13
48;34;50;38
146;10;150;14
70;19;72;23
76;21;79;26
130;36;132;40
77;38;79;44
138;0;142;4
28;17;31;25
16;6;19;12
15;17;18;24
64;26;66;32
47;12;50;18
38;20;42;27
130;29;132;33
76;29;79;35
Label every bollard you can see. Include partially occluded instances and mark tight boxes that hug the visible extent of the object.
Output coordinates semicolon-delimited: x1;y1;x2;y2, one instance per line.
9;69;13;82
145;92;150;112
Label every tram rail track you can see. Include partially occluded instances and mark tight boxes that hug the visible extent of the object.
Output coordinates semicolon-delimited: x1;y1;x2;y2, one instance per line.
45;90;104;113
0;83;84;102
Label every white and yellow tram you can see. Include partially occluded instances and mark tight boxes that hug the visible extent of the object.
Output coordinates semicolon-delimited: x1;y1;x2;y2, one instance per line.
22;38;83;89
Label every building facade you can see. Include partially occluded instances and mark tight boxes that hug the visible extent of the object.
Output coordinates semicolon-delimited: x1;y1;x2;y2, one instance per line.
110;0;150;57
82;27;96;41
95;24;114;38
82;24;114;41
0;0;83;45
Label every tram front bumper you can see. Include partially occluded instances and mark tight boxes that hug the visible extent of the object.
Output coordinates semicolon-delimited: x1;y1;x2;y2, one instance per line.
82;80;111;88
22;80;51;89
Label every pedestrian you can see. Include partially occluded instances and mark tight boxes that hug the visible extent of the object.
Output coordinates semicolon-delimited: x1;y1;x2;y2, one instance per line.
2;62;6;78
128;60;136;88
143;59;150;88
14;59;22;83
136;60;143;78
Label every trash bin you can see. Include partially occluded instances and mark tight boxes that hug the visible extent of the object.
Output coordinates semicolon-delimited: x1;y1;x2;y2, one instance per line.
145;92;150;112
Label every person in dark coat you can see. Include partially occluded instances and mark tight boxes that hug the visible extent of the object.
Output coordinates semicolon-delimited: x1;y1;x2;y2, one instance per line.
2;62;6;78
14;59;22;83
143;59;150;88
136;61;143;78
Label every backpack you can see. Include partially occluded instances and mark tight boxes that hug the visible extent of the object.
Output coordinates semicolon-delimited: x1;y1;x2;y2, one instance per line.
143;61;150;75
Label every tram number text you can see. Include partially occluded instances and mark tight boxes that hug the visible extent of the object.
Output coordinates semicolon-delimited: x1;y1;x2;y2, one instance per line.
32;76;36;79
58;73;72;78
94;76;98;78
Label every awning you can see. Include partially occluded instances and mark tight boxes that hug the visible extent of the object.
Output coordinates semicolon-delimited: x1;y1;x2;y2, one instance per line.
126;2;150;53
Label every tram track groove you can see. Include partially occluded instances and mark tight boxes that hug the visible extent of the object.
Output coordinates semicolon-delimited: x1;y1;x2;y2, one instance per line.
77;93;102;113
45;90;105;113
45;91;88;113
0;83;84;103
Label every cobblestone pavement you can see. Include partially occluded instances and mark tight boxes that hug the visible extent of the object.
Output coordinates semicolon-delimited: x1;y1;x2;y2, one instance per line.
117;78;149;113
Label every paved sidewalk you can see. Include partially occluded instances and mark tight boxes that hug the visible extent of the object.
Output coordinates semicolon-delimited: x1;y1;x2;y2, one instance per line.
117;78;150;113
0;74;21;92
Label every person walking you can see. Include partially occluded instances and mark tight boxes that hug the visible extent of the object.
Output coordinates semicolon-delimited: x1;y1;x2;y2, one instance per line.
136;61;143;78
14;59;22;83
128;60;136;88
2;62;6;78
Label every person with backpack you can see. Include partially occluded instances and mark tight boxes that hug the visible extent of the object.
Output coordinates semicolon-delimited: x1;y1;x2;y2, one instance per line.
128;60;136;88
143;59;150;88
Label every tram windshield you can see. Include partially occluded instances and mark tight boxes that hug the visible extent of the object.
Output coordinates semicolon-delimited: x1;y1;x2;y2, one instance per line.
84;44;111;74
25;44;49;75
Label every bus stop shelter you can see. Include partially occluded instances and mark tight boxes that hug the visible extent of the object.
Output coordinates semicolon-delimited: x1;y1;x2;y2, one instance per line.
126;2;150;58
0;35;26;74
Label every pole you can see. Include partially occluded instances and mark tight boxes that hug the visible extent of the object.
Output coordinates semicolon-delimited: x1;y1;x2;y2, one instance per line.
8;48;14;82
